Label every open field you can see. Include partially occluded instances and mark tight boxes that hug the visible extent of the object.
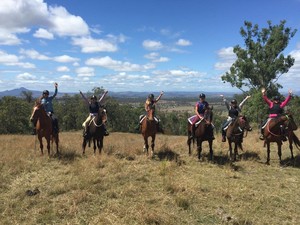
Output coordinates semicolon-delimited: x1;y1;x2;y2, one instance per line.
1;131;300;224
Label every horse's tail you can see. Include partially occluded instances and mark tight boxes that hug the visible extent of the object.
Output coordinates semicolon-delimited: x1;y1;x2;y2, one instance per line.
291;131;300;150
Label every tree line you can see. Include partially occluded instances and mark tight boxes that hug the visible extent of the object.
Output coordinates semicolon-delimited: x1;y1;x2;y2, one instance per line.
0;89;299;135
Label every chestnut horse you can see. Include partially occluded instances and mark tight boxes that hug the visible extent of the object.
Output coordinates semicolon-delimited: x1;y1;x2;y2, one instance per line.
30;102;59;155
187;107;214;161
263;113;299;164
226;115;252;161
141;108;156;157
82;108;106;155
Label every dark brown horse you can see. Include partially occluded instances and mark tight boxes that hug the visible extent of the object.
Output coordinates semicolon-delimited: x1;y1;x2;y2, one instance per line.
30;102;59;155
141;108;156;157
187;107;214;161
82;108;106;155
226;115;252;161
263;113;299;164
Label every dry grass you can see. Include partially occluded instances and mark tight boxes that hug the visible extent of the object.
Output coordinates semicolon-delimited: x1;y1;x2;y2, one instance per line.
1;130;300;224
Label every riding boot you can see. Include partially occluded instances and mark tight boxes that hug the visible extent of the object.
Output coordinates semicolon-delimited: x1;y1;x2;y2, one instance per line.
103;125;109;136
259;128;264;140
31;128;36;135
221;129;226;142
83;126;89;138
157;123;164;134
280;125;287;141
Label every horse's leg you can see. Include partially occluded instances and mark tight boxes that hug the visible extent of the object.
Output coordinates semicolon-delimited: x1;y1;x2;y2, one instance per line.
266;141;270;165
46;136;51;156
197;139;202;161
208;140;213;161
99;138;103;154
150;135;155;157
93;138;97;154
277;141;282;163
38;135;44;155
143;136;149;155
228;140;233;161
234;142;238;161
82;138;87;155
288;135;294;160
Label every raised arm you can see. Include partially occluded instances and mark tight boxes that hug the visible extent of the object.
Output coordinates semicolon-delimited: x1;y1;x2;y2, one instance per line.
79;91;89;106
155;91;164;102
262;88;272;106
280;89;293;108
239;95;251;109
98;90;108;104
221;95;230;110
52;82;58;98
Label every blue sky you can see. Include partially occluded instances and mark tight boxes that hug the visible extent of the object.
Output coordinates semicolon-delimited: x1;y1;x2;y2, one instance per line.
0;0;300;94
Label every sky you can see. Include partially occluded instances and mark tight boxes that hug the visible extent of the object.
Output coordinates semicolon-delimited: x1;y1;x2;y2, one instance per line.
0;0;300;94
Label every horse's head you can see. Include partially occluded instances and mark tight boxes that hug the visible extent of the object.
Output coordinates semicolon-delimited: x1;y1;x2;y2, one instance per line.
239;115;252;131
30;102;44;122
283;113;298;131
146;108;155;121
203;107;213;125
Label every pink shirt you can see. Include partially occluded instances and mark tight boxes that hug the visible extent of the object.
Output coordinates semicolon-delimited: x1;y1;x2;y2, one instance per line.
263;94;291;118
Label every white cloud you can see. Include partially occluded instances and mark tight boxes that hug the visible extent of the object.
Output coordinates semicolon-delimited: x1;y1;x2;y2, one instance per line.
16;72;36;80
33;28;54;39
57;66;70;72
153;57;169;63
53;55;80;63
143;40;163;51
144;52;159;60
48;6;89;37
60;75;73;80
0;0;89;46
86;56;153;72
0;50;35;68
76;66;95;77
72;37;118;53
19;49;50;60
176;39;192;46
214;47;236;70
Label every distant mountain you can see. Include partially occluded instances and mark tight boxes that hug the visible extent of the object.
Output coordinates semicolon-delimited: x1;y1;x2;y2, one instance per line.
0;87;238;99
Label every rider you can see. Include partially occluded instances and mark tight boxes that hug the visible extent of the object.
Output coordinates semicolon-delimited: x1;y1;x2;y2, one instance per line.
221;95;251;142
80;90;109;138
137;91;164;133
188;93;214;139
259;88;293;141
32;83;59;135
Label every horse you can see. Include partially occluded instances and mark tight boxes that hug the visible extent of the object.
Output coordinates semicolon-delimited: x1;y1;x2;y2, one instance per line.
187;107;214;161
82;108;106;155
263;112;299;164
141;108;157;157
225;115;252;161
30;102;59;156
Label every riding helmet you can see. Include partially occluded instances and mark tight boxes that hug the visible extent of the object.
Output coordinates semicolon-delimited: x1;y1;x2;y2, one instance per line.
231;99;237;104
199;93;206;98
148;94;154;99
90;95;97;100
273;96;280;101
43;90;49;95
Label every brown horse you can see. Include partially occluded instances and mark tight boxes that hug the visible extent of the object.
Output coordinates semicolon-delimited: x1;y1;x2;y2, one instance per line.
82;108;106;155
226;115;252;161
141;108;156;157
30;102;59;155
187;107;214;161
263;113;299;164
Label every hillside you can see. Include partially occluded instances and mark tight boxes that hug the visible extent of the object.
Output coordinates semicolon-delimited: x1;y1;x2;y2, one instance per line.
1;131;300;224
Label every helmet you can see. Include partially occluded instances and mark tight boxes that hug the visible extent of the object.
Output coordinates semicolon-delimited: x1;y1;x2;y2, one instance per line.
148;94;154;100
231;99;237;104
90;95;97;100
43;90;49;95
199;93;206;98
273;96;280;101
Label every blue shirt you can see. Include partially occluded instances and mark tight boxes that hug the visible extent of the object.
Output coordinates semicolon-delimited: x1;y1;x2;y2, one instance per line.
196;101;209;115
41;88;57;113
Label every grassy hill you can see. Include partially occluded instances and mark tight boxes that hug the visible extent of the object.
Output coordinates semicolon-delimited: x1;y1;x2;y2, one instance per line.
1;131;300;224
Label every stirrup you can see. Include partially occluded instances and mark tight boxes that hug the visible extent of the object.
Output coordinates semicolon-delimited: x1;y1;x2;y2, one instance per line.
259;135;264;140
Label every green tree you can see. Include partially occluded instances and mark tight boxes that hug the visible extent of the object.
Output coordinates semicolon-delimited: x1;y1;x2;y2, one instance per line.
221;20;297;94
